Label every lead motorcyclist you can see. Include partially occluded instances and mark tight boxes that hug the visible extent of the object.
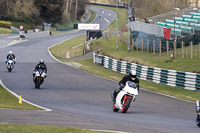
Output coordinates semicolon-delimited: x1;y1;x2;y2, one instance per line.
33;59;47;81
112;70;139;103
5;51;16;64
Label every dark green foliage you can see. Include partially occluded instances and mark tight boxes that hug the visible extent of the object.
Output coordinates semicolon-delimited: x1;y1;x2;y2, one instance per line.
34;0;64;24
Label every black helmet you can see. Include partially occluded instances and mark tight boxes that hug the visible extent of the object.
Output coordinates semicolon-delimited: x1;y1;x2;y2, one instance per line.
129;70;137;80
39;59;44;64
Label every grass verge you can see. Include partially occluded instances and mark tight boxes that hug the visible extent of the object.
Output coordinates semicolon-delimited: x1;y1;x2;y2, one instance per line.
87;9;97;23
0;85;40;110
49;35;86;59
0;123;109;133
0;27;12;34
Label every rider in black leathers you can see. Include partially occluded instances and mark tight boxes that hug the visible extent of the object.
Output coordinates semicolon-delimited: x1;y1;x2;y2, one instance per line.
6;51;16;64
33;59;47;80
112;70;139;102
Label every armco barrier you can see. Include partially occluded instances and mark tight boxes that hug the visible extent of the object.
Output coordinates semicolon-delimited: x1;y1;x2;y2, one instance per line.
86;2;128;9
93;52;200;91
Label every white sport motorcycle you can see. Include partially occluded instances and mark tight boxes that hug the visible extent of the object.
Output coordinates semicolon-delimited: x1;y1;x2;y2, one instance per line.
6;58;15;72
34;69;46;89
112;81;138;113
196;100;200;127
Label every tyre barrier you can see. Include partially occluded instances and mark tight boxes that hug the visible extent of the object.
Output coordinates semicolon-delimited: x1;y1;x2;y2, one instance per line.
93;52;200;91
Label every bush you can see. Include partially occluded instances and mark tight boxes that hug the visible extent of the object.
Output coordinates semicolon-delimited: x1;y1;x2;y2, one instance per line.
12;21;35;29
0;21;12;28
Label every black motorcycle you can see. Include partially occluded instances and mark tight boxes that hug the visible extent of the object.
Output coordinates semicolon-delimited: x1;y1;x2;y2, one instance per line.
34;69;46;89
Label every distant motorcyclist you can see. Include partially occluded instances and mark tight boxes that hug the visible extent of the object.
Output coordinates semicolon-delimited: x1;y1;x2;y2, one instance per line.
112;70;139;102
33;59;47;79
6;51;16;64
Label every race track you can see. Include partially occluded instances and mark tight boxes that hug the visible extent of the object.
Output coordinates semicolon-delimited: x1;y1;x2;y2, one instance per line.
0;7;199;133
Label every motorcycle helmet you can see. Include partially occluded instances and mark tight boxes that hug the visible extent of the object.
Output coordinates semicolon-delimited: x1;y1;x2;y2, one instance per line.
129;70;137;80
39;59;44;64
9;51;13;54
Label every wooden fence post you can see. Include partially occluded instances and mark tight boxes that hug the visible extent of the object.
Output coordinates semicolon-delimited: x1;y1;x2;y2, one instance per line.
153;40;155;54
147;39;149;54
132;38;134;52
199;43;200;59
174;41;176;58
159;40;161;56
142;39;143;52
167;40;169;57
182;41;184;58
191;41;193;59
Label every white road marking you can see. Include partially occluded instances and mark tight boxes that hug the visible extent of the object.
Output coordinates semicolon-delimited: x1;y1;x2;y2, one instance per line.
5;35;19;39
0;79;52;111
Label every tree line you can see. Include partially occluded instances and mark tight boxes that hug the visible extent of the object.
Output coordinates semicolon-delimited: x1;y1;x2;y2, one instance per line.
90;0;197;19
0;0;89;25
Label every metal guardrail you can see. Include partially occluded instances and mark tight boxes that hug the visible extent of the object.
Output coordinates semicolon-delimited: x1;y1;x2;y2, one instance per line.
86;2;128;9
93;52;200;91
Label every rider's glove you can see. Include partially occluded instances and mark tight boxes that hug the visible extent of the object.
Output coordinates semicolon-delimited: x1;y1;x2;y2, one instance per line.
120;83;125;88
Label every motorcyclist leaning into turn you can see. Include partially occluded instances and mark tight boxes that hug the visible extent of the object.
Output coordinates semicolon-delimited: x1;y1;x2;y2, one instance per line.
5;51;16;64
112;70;139;102
33;59;47;79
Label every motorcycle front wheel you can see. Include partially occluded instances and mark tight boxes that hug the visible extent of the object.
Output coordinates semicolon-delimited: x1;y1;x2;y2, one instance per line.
35;77;40;89
122;98;131;113
196;115;200;127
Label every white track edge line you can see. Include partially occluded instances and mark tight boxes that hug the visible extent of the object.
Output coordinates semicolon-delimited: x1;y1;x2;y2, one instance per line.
0;79;52;111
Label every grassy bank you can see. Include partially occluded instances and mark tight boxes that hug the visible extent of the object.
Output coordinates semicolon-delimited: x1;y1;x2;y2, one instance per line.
87;9;96;23
49;35;86;59
0;27;12;34
91;36;200;73
0;85;40;110
0;123;109;133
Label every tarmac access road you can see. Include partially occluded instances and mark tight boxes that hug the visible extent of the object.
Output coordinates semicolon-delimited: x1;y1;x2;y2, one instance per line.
0;7;199;133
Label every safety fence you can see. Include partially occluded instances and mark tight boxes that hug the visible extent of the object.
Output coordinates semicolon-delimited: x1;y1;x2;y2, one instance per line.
86;2;128;9
93;52;200;91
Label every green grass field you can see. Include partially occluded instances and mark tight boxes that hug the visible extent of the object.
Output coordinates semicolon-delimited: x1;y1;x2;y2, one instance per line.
0;27;12;34
0;84;40;110
0;123;109;133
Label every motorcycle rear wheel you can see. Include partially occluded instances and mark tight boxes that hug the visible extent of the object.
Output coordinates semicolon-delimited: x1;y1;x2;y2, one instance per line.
122;98;131;113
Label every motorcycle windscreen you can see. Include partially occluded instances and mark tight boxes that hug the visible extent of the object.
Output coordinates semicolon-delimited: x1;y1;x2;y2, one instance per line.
123;85;138;95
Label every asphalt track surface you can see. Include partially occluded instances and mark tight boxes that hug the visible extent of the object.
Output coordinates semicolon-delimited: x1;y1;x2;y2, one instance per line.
0;7;199;133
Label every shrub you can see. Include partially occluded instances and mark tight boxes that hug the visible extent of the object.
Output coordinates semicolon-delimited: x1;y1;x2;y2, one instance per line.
0;21;12;28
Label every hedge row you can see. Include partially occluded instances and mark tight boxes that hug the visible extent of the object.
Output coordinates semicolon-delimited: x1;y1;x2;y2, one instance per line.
0;21;12;28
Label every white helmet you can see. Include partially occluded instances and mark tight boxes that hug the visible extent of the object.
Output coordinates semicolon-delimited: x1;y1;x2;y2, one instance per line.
129;70;137;80
9;51;13;54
